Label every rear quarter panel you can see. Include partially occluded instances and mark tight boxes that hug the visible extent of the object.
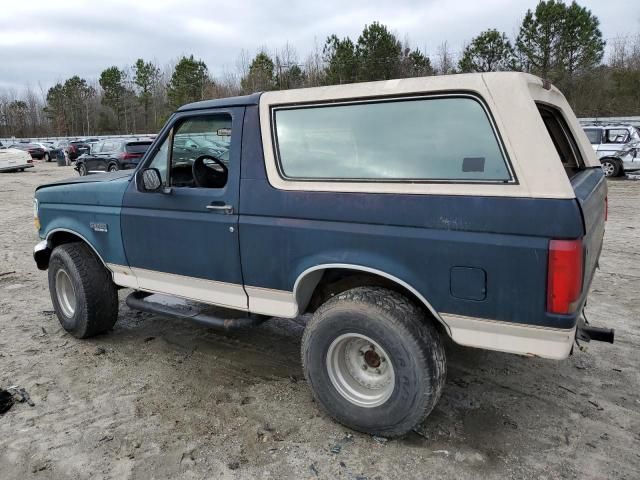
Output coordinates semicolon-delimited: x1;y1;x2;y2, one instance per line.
239;102;585;330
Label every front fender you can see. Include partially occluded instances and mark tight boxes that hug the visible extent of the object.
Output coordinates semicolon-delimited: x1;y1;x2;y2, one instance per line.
34;175;131;268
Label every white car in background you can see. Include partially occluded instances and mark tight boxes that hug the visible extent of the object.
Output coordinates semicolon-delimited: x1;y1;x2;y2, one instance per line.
0;146;34;172
582;123;640;177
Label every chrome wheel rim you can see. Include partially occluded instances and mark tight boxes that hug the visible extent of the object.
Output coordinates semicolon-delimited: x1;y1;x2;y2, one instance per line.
326;333;395;408
55;268;76;317
602;162;615;177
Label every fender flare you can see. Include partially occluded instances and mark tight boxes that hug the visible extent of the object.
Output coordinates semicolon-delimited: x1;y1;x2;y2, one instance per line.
292;263;451;334
34;228;109;270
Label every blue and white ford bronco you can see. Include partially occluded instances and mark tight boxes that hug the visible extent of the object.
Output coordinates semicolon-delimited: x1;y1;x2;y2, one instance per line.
33;73;613;437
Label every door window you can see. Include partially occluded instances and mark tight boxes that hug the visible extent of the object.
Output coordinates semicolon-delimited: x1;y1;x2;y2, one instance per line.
101;142;114;152
605;129;629;144
147;114;232;188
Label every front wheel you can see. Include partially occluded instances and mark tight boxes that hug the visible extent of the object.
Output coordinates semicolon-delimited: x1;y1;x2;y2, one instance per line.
48;242;119;338
77;163;87;176
44;153;50;162
601;159;620;177
302;287;446;437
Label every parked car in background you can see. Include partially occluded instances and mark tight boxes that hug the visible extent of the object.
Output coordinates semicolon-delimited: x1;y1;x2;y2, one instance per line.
68;140;91;160
75;139;153;175
31;142;64;162
0;147;33;172
10;143;46;160
582;123;640;177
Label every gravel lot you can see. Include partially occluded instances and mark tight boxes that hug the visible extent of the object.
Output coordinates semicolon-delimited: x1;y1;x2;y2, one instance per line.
0;162;639;479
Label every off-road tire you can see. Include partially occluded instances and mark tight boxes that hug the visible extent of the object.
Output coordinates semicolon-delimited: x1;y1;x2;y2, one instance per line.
48;242;118;338
301;286;446;437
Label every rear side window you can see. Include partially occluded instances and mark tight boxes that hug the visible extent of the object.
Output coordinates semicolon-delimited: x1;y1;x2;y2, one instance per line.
273;96;512;182
126;142;151;153
537;105;584;178
584;128;601;144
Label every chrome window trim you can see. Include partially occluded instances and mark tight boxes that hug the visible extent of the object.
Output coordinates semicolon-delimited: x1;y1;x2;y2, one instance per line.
269;92;517;186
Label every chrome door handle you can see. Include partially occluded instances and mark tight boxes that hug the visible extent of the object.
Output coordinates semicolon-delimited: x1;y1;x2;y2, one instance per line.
206;203;233;214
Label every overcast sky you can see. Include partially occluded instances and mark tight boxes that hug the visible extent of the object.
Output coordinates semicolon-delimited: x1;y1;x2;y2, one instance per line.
1;0;638;93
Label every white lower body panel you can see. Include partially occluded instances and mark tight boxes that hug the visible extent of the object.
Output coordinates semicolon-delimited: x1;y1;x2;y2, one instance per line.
441;313;576;360
107;264;249;310
107;263;575;359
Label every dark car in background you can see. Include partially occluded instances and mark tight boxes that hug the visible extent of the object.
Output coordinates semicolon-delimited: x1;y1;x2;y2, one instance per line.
172;135;229;162
75;139;152;175
34;142;65;162
10;143;46;160
68;140;91;160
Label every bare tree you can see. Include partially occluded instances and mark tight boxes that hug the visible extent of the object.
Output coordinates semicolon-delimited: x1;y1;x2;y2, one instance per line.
436;41;456;75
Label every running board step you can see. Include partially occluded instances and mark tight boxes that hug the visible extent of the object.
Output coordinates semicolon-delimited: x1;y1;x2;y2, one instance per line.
125;291;266;331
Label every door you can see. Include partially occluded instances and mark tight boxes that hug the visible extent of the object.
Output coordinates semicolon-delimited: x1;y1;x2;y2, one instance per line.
98;141;120;171
84;142;103;172
600;128;629;157
121;107;247;310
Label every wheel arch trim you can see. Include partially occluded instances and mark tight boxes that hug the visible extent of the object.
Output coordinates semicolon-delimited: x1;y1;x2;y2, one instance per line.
292;263;451;334
44;228;109;269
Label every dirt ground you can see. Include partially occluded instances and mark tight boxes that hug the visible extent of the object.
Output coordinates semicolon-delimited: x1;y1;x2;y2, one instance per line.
0;162;638;480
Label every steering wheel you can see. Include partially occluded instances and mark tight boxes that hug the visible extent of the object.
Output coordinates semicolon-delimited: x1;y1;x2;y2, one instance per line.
192;154;228;188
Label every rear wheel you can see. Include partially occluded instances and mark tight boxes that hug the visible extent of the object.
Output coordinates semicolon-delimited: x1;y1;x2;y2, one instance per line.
302;286;446;437
108;163;119;172
77;163;87;176
48;242;119;338
44;153;50;162
601;159;620;177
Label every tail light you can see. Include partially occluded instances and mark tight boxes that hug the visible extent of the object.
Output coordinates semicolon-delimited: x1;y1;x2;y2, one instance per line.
121;152;141;160
547;239;583;314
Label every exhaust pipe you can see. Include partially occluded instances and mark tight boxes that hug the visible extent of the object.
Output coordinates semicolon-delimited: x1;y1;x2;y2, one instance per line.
577;321;615;344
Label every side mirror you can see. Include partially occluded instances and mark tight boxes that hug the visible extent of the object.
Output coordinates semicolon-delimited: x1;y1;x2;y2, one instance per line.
139;168;162;192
